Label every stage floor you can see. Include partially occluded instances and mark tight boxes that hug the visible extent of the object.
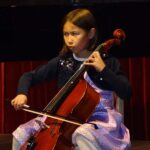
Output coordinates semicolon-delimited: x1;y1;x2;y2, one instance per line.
0;134;150;150
131;140;150;150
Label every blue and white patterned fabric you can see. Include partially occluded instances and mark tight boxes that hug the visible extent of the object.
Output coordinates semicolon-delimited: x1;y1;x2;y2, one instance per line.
72;72;131;150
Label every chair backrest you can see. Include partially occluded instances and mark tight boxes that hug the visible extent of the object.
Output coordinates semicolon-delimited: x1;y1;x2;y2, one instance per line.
113;94;124;122
116;97;124;115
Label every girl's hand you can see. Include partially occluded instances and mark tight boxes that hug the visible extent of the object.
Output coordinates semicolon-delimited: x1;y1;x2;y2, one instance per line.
11;94;28;110
84;51;106;72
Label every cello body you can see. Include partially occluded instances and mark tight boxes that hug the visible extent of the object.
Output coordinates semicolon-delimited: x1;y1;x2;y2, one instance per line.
21;79;100;150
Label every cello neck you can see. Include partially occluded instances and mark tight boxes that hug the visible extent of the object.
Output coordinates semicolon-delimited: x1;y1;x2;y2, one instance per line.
43;63;87;114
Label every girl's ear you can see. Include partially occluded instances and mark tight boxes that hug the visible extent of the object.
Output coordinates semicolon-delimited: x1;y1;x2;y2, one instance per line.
88;28;96;39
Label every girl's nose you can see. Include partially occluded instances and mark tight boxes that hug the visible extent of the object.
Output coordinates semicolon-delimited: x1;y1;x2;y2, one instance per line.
68;39;73;45
67;35;74;44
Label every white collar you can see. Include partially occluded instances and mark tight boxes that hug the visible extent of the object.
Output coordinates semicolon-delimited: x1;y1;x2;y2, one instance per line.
73;53;88;62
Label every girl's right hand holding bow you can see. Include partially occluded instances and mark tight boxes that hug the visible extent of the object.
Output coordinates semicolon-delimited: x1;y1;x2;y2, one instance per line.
11;94;28;110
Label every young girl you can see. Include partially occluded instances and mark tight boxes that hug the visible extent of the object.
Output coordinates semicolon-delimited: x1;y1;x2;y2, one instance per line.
11;8;132;150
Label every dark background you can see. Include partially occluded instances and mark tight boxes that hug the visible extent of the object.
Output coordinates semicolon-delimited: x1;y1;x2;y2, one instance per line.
0;0;150;61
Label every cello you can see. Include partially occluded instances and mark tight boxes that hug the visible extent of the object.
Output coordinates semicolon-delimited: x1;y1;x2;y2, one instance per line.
21;29;126;150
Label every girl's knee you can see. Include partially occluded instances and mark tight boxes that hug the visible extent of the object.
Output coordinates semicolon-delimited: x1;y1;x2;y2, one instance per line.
75;135;100;150
12;137;21;150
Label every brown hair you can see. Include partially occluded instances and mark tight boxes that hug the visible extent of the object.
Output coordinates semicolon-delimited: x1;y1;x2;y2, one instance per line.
59;8;98;56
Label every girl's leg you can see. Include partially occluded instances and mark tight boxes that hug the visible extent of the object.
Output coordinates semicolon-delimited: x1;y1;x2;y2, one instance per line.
75;135;102;150
12;116;47;150
12;137;21;150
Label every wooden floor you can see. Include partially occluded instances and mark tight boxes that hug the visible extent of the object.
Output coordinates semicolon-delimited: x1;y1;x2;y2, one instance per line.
0;134;150;150
131;140;150;150
0;134;12;150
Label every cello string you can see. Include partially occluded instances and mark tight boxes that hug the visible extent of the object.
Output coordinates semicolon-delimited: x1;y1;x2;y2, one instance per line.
43;43;104;112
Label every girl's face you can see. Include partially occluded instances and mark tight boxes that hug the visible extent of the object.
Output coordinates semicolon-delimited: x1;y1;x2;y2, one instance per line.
63;21;92;56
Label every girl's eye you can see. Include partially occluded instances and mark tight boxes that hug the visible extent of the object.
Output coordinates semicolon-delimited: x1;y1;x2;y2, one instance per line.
71;32;79;36
64;32;69;36
63;32;80;36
